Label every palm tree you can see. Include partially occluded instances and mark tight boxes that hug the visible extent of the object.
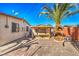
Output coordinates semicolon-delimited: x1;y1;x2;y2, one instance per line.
39;3;79;30
39;3;79;41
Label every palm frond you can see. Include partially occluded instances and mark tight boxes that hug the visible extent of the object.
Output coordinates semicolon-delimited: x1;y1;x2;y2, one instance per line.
67;9;79;16
67;4;76;9
59;4;78;20
61;9;79;19
42;6;53;12
39;12;49;16
39;3;79;27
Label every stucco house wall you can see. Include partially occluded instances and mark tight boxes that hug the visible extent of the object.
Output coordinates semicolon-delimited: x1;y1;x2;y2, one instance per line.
0;14;30;46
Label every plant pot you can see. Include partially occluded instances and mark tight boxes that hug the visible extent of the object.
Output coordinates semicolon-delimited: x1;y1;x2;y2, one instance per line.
54;35;64;41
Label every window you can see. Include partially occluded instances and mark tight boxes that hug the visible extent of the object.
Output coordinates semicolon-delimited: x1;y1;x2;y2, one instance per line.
17;24;19;32
26;26;29;31
12;23;19;32
12;23;17;32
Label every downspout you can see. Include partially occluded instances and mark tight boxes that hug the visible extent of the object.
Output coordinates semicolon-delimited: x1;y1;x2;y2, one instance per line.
5;16;9;28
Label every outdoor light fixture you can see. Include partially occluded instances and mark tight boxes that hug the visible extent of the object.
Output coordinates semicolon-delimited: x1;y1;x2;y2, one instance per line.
5;25;9;28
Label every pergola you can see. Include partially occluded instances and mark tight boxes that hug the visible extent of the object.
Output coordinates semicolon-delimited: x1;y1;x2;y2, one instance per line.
31;25;52;38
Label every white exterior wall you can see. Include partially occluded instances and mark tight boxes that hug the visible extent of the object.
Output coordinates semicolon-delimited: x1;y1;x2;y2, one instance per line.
0;14;29;46
0;15;2;42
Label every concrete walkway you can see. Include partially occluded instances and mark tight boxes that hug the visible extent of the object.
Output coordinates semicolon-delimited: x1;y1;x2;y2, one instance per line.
1;37;79;56
33;38;79;56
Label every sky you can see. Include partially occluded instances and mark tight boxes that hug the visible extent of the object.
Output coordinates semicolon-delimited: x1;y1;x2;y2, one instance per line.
0;3;79;27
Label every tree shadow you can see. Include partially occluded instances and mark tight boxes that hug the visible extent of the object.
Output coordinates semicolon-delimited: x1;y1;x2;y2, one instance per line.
0;41;39;56
0;45;31;56
0;36;30;47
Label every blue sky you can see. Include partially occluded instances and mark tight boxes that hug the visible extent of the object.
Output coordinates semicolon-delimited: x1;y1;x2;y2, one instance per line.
0;3;79;26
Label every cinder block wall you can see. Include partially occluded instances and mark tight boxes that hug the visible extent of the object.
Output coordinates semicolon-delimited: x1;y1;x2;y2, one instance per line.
63;27;70;36
78;28;79;41
70;27;79;41
63;26;79;41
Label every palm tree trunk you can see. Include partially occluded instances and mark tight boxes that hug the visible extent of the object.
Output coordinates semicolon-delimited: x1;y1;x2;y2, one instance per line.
56;22;60;29
54;22;60;35
54;21;64;41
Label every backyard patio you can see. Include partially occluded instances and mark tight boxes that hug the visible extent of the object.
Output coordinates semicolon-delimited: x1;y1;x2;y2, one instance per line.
0;37;79;56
